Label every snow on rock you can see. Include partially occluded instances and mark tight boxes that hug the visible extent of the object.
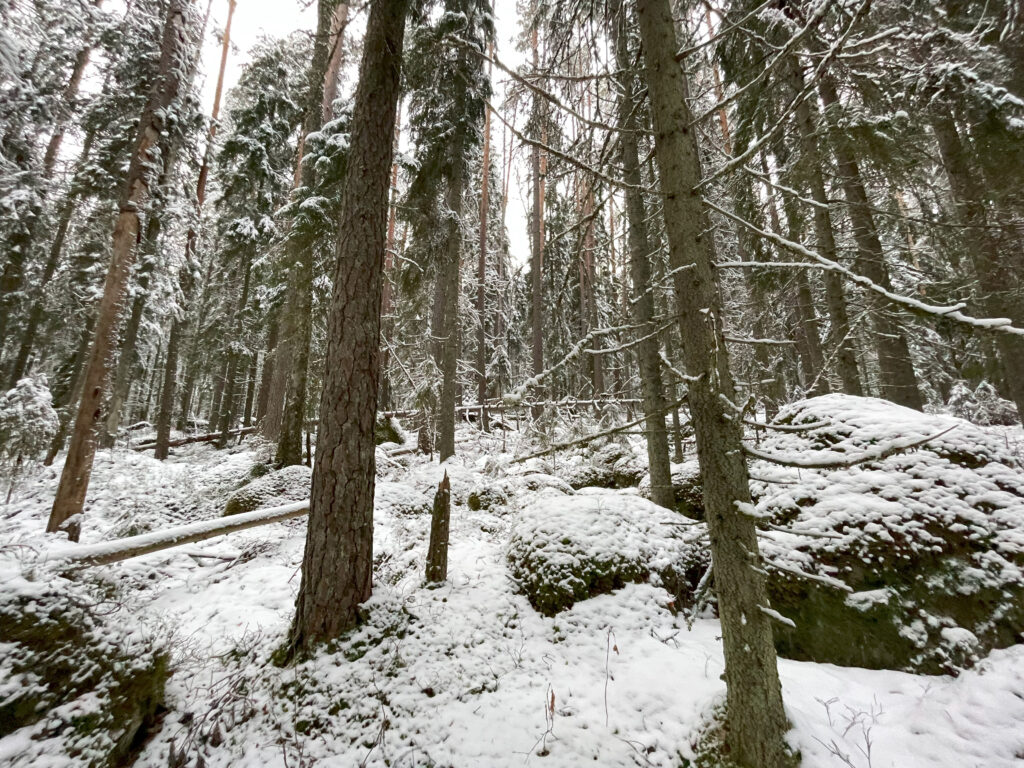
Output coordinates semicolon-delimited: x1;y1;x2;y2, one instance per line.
223;464;312;516
0;565;168;767
507;490;709;615
752;394;1024;672
638;459;704;518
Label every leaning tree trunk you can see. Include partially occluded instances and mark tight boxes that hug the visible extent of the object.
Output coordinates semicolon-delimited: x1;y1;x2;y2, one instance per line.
288;0;409;656
932;114;1024;418
611;6;673;510
634;0;790;765
818;76;923;410
47;0;189;538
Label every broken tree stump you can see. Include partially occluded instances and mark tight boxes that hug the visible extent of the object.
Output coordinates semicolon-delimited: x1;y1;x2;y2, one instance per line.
425;471;451;583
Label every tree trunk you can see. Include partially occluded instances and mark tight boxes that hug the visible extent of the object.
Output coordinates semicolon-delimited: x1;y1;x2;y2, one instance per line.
529;18;545;420
932;114;1024;418
787;57;862;395
436;149;466;462
288;0;409;656
425;472;451;583
476;52;492;432
635;0;789;764
255;317;279;425
611;7;673;509
818;76;923;410
47;0;189;539
155;0;235;457
218;257;252;448
277;0;346;467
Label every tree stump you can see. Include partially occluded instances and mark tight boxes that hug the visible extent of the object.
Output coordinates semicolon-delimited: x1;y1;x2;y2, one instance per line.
425;471;451;583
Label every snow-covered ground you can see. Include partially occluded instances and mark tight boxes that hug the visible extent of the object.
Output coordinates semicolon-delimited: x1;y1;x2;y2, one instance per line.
2;422;1024;768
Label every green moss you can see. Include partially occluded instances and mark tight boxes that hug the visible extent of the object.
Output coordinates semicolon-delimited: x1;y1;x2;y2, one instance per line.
0;583;169;767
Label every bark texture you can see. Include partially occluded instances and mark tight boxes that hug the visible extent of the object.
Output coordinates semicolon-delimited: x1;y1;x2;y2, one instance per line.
611;7;673;510
635;0;790;764
288;0;409;654
425;472;451;583
47;1;189;538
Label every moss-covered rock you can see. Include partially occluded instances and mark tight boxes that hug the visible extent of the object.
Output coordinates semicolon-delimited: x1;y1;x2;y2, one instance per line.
0;573;168;766
374;414;404;446
507;491;709;616
467;482;511;512
753;394;1024;673
639;460;705;518
224;464;311;516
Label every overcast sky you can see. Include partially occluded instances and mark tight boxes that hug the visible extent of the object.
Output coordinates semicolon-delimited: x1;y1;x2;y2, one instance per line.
198;0;531;267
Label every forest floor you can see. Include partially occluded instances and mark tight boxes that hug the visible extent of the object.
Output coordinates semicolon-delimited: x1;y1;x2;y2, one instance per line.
2;414;1024;767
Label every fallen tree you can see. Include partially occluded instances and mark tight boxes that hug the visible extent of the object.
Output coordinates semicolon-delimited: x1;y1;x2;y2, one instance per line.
45;500;309;567
133;426;256;451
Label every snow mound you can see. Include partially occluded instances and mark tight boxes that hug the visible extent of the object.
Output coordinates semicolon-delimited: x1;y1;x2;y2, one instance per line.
223;464;311;517
507;491;709;615
752;394;1024;672
375;481;432;516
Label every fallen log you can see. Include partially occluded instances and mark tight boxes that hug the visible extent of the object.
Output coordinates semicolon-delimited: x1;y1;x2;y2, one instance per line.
133;426;256;451
45;500;309;567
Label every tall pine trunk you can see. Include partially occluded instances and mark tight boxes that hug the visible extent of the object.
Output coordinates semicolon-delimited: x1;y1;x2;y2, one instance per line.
611;5;673;509
635;0;789;764
47;0;189;537
288;0;409;655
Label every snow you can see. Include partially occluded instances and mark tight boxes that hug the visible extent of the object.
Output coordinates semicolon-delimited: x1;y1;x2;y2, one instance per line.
1;415;1023;767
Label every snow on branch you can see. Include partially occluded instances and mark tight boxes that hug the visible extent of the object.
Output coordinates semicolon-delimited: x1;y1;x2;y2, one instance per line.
708;201;1024;337
510;396;689;464
743;426;957;468
505;321;643;404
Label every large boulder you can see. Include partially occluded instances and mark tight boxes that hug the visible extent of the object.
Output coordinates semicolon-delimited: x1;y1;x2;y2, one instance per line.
0;571;168;766
223;464;311;516
638;460;704;518
751;394;1024;673
507;491;709;616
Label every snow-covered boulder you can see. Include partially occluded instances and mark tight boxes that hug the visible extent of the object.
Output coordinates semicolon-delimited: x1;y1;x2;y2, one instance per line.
560;443;646;490
638;459;704;518
752;394;1024;673
223;464;311;516
0;569;167;765
507;492;709;616
375;481;432;516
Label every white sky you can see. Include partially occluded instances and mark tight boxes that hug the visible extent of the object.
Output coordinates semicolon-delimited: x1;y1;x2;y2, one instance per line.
197;0;531;267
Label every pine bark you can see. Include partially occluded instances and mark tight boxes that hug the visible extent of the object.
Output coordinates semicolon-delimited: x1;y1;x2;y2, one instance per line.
288;0;409;654
47;0;189;538
635;0;789;764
